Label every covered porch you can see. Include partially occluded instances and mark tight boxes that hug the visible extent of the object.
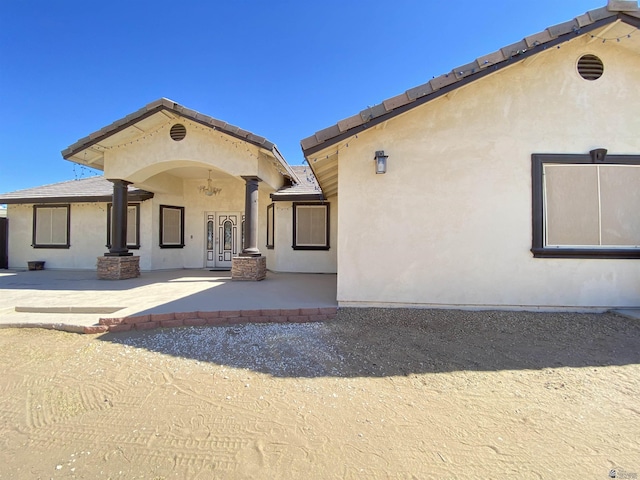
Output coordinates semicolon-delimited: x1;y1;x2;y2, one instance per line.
62;98;299;280
0;269;337;334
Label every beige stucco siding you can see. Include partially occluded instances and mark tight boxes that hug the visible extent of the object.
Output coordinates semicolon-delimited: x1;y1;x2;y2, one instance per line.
335;37;640;309
268;195;337;273
102;122;285;192
3;177;282;271
7;203;115;270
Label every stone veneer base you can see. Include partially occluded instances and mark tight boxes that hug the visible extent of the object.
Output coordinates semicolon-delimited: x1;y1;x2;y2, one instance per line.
97;256;140;280
231;255;267;281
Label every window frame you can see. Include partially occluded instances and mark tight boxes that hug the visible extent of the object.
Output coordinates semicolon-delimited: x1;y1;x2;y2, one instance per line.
266;203;274;249
292;202;330;251
159;205;185;249
32;204;71;249
532;153;640;259
106;203;141;250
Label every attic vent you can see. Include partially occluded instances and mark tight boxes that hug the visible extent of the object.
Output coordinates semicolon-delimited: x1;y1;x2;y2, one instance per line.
577;54;604;80
170;123;187;141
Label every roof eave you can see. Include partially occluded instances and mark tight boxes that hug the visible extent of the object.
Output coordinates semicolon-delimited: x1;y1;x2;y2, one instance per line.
0;192;154;205
62;98;285;165
302;13;634;158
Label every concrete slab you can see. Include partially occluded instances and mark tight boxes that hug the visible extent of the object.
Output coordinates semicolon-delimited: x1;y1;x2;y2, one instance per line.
0;269;337;332
611;309;640;321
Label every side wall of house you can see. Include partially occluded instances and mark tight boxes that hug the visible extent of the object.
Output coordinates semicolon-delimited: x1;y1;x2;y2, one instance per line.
268;195;338;273
7;202;111;270
336;37;640;309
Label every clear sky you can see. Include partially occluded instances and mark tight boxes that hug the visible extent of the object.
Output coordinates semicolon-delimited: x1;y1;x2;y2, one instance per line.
0;0;606;195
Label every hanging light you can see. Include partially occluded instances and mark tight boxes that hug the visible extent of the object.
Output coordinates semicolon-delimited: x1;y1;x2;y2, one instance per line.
199;170;222;196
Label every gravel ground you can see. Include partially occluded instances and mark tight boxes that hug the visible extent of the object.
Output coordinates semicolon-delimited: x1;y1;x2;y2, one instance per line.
1;308;638;479
107;308;640;377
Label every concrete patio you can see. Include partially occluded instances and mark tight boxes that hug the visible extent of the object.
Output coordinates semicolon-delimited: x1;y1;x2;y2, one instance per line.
0;269;337;334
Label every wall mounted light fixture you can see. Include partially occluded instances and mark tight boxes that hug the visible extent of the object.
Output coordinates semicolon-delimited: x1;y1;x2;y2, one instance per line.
374;150;388;174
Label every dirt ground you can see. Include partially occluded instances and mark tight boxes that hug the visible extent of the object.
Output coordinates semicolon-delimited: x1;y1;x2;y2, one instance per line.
0;308;638;479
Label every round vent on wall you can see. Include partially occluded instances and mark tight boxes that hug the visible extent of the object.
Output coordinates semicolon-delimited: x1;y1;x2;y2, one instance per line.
170;123;187;141
577;54;604;80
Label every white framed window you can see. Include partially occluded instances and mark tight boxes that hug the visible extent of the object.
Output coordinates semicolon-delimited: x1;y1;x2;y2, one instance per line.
107;203;140;249
532;153;640;258
32;205;70;248
293;203;329;250
160;205;184;248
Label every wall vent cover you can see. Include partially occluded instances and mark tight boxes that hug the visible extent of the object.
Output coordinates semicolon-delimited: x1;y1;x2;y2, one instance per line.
170;123;187;141
577;54;604;80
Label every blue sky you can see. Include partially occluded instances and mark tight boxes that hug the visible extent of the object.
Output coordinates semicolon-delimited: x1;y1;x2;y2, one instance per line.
0;0;606;195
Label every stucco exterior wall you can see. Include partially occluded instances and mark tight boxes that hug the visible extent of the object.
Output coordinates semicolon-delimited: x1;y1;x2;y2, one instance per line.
4;177;330;273
103;122;285;192
268;195;337;273
335;37;640;309
7;203;113;270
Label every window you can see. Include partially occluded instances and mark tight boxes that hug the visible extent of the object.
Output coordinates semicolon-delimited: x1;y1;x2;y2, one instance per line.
32;205;70;248
106;203;140;249
532;153;640;258
159;205;185;248
292;203;329;250
266;204;274;249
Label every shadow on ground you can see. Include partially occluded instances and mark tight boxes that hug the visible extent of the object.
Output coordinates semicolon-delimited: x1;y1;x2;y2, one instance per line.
97;308;640;378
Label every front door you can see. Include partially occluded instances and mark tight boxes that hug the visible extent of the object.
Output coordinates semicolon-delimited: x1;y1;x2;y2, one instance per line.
205;212;242;269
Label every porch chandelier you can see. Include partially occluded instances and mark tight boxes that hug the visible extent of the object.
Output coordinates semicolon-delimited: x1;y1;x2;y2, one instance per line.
199;170;222;196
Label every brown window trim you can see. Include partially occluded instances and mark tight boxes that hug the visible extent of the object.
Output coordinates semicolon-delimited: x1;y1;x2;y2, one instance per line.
292;202;330;251
266;203;274;249
32;204;71;249
531;152;640;259
159;205;185;248
106;203;141;250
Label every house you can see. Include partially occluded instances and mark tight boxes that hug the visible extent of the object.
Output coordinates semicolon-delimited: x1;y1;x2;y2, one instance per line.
1;1;639;310
300;0;640;310
0;101;337;279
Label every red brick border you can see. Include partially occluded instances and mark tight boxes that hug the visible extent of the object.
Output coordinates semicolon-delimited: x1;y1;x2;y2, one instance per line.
95;307;338;334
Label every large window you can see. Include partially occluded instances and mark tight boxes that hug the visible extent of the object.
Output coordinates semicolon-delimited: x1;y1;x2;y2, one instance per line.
159;205;185;248
266;204;274;249
32;205;70;248
106;203;140;249
292;203;329;250
532;153;640;258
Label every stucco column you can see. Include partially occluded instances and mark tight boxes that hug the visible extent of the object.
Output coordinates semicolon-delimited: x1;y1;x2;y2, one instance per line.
106;179;132;256
241;176;261;257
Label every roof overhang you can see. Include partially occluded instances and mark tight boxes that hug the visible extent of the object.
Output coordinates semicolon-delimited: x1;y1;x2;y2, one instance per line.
0;192;154;205
62;98;300;183
270;192;325;202
300;9;640;197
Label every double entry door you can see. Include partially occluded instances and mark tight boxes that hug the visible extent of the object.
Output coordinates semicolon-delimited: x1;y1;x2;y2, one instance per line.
205;212;243;269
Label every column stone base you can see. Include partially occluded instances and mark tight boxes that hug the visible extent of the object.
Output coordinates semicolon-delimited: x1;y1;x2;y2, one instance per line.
231;256;266;281
97;256;140;280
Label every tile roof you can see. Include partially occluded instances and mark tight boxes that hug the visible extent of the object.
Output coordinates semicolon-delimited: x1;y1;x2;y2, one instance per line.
301;3;640;156
271;165;324;200
62;98;300;183
0;176;154;204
